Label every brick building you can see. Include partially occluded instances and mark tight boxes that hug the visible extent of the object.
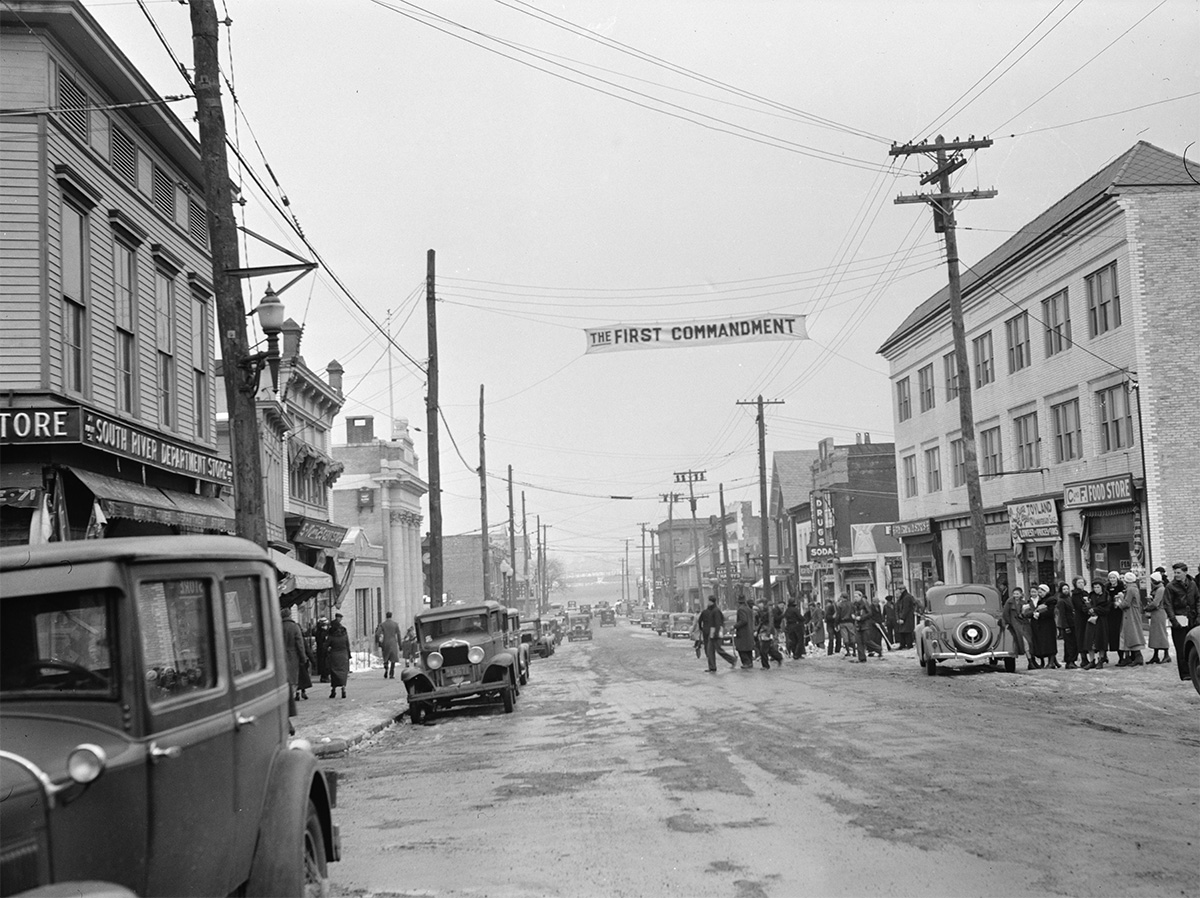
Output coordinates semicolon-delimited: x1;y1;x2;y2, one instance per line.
878;141;1199;598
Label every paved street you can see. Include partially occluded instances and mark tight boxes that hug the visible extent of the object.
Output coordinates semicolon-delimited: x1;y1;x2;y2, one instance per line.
323;618;1198;898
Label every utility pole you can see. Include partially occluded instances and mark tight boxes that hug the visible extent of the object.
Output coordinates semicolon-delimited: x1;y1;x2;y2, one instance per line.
624;538;631;605
649;529;658;607
719;483;733;607
541;523;551;610
737;397;784;613
479;385;490;603
521;491;529;607
425;249;443;607
189;0;267;547
660;493;682;611
637;522;648;604
675;470;707;611
507;465;517;605
892;135;996;586
535;515;542;612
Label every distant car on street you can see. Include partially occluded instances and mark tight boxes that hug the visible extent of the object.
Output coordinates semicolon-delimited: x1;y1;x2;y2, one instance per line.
0;536;340;897
520;617;556;658
639;610;655;628
598;608;617;627
915;584;1017;675
652;612;671;635
566;612;593;642
668;613;696;639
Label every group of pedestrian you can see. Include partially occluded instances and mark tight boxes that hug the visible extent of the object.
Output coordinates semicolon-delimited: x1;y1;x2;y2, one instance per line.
1000;563;1198;671
282;610;352;730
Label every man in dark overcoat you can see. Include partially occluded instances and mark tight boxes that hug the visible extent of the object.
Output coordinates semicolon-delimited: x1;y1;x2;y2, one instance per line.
734;596;755;668
698;595;737;672
896;587;916;649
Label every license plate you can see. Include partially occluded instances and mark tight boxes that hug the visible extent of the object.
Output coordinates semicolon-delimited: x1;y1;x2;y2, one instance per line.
441;664;472;678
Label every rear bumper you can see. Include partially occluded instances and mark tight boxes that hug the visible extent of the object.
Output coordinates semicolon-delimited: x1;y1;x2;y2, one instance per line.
929;650;1016;663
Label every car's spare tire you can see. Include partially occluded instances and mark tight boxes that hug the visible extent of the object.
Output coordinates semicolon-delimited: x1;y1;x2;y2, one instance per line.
953;618;992;653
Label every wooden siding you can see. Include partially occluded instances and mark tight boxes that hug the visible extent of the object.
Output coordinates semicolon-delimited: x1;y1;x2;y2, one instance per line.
0;119;44;389
0;35;50;109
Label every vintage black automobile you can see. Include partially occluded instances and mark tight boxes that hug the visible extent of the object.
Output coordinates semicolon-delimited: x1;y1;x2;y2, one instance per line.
519;617;555;658
566;611;593;641
915;583;1018;675
598;608;617;627
504;607;533;685
402;601;521;721
0;536;340;897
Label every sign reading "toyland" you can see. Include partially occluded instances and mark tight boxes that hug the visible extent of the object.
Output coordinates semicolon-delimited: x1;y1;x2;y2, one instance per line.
585;314;807;353
1063;474;1135;509
1007;498;1060;543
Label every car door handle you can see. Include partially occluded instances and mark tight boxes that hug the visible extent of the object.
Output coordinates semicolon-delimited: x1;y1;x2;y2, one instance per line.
236;714;257;728
148;741;182;763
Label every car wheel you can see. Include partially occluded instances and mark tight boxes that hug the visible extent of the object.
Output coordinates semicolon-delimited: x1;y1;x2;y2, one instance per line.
409;703;423;724
502;680;515;713
925;657;937;676
1189;647;1200;695
1004;657;1017;673
302;799;329;898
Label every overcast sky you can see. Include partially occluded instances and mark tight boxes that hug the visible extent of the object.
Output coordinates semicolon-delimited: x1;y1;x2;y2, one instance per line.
83;0;1198;571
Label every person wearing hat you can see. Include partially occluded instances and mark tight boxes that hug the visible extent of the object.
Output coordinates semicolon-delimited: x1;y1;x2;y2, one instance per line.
698;595;738;672
1105;570;1127;664
314;617;331;683
1165;563;1199;631
1144;571;1172;664
1001;586;1037;669
280;607;306;729
1054;582;1078;669
783;598;805;660
1116;571;1145;667
326;612;352;698
733;595;755;668
1031;584;1060;669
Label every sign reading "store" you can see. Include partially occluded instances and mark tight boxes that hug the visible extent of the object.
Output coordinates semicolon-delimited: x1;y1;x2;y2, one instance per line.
1063;474;1135;508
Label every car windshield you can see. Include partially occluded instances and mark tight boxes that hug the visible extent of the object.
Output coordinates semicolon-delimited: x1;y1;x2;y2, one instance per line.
420;614;489;641
568;614;590;624
672;615;692;625
929;592;999;613
1;587;118;698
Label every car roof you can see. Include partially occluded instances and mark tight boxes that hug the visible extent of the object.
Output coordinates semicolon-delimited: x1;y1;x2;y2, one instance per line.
0;535;269;572
925;584;1001;601
416;600;504;622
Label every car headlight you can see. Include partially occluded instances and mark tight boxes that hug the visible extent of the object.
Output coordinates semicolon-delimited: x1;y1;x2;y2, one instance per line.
66;743;107;785
467;646;485;664
426;651;444;671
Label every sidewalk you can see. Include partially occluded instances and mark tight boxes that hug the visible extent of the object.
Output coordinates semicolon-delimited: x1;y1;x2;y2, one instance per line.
292;656;412;758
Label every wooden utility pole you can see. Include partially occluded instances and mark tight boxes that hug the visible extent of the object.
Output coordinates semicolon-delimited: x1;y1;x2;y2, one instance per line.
623;538;631;605
189;0;267;547
649;529;658;607
479;385;490;602
541;523;551;609
535;515;542;611
425;249;443;606
522;491;529;604
737;397;784;614
675;470;707;610
719;483;734;606
892;135;996;585
508;465;517;605
660;493;682;610
637;522;648;603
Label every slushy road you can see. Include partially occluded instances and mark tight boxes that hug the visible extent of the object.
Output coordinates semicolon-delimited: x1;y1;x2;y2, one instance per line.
328;619;1198;898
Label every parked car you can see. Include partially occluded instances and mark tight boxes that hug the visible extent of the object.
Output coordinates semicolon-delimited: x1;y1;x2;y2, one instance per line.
1177;625;1200;695
598;608;617;627
520;617;555;658
639;610;656;628
668;613;697;639
566;612;593;642
504;607;533;685
915;584;1017;675
0;536;340;897
653;612;671;635
402;601;521;722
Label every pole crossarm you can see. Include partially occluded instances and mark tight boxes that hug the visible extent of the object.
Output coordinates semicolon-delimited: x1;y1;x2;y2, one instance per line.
890;137;993;156
895;189;998;205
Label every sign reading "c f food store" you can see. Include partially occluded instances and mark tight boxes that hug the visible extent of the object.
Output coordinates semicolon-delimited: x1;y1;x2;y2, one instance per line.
1063;474;1135;508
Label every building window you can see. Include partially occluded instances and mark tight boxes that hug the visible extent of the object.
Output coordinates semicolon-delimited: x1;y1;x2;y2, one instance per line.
896;377;912;422
187;198;209;247
61;202;87;393
1052;399;1082;463
903;454;918;498
1014;412;1040;470
111;127;137;186
1005;312;1031;373
980;426;1003;478
1042;290;1071;356
973;332;994;388
152;165;176;221
191;293;210;439
113;240;137;413
943;351;959;401
155;270;175;429
1086;262;1121;337
925;446;942;493
1097;384;1133;452
918;364;935;412
950;438;966;487
56;69;89;142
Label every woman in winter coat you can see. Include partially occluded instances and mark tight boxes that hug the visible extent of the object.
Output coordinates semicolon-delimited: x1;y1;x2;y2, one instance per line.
1088;580;1111;667
1055;582;1078;669
326;615;352;698
1145;571;1172;664
1071;578;1090;661
1117;572;1145;666
1002;587;1037;669
1106;571;1126;663
1030;584;1060;668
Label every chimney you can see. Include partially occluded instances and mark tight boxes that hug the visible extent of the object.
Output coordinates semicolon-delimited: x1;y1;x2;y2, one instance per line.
346;416;374;444
864;432;871;444
856;432;862;444
326;360;343;395
281;318;303;359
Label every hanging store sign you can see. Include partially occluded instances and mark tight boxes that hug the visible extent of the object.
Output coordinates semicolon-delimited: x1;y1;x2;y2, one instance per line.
885;518;932;538
809;491;837;557
584;314;807;354
1063;474;1135;509
1007;499;1060;543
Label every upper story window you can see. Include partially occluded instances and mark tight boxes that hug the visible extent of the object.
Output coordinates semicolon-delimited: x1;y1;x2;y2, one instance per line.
950;438;966;487
1096;384;1133;453
943;351;959;401
113;240;137;414
1042;290;1071;357
155;269;175;429
902;454;918;498
191;292;211;440
1014;412;1040;470
56;69;89;142
1051;398;1082;463
973;332;994;388
896;378;912;422
918;364;935;412
61;201;88;395
152;165;176;222
925;446;942;493
110;127;138;187
1005;312;1031;373
979;426;1003;478
187;198;209;247
1086;262;1121;337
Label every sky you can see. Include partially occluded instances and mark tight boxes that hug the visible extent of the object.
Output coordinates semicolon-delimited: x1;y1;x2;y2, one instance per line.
81;0;1199;572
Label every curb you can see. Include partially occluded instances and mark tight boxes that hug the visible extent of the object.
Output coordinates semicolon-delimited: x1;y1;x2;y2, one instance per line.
311;709;408;759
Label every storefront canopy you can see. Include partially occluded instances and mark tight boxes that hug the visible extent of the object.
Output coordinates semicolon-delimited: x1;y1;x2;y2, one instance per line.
751;575;782;589
68;467;234;532
270;548;333;593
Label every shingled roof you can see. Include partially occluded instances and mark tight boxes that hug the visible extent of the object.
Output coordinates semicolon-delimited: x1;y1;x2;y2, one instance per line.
770;450;820;517
877;141;1198;356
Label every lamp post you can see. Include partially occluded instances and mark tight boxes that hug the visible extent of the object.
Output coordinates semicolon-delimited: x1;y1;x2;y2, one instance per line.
239;285;285;395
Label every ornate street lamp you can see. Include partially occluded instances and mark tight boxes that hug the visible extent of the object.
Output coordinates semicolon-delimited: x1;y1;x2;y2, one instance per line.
239;284;285;394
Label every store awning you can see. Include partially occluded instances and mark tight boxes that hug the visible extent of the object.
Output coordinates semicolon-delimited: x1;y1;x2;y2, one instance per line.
68;467;234;532
270;549;333;592
751;575;782;589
